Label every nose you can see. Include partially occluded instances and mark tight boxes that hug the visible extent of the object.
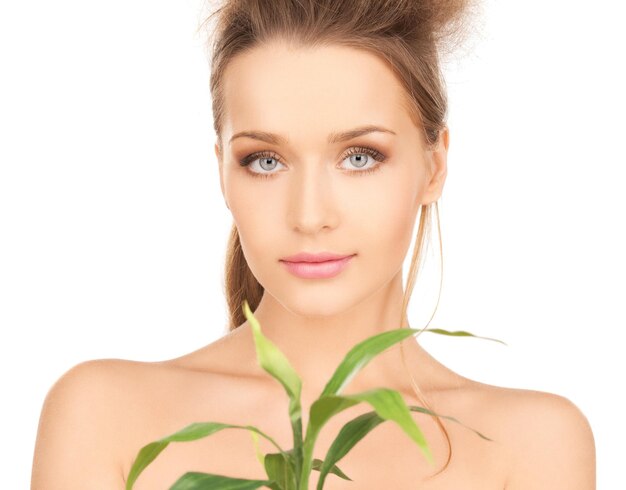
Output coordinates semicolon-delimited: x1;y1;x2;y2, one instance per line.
286;161;339;235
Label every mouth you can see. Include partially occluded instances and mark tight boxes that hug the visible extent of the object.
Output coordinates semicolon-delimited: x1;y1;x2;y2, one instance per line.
279;253;356;279
280;251;355;263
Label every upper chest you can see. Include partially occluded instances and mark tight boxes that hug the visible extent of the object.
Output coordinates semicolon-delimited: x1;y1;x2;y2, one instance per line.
121;368;510;489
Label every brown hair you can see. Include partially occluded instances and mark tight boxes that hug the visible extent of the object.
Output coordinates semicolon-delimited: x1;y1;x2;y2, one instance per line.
200;0;478;478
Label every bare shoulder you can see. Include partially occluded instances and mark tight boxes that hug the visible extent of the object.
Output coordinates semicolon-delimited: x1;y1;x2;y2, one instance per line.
32;358;152;489
465;381;596;489
36;358;152;420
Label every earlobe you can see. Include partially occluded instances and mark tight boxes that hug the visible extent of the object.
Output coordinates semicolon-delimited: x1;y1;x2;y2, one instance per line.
215;142;230;211
421;126;449;205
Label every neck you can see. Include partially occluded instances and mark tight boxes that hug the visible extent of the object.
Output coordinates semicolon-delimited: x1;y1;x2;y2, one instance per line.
236;271;436;399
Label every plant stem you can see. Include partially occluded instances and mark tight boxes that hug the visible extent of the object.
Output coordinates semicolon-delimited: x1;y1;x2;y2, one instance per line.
297;429;320;490
292;417;303;488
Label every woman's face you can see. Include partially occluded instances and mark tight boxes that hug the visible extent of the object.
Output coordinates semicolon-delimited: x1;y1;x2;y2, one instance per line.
216;40;448;317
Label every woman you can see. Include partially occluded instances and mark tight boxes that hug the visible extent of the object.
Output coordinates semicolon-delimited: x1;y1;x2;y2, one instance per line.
31;0;596;488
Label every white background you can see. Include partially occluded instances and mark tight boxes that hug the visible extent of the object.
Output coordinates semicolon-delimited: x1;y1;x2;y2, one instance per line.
1;0;624;487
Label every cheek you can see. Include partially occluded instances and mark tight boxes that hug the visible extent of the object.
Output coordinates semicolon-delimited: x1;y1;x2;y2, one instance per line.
230;200;269;247
224;163;275;235
345;167;420;276
226;180;282;280
369;187;417;247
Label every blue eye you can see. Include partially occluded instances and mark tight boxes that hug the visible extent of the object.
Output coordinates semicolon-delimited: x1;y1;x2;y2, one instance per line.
339;147;386;176
239;153;284;179
239;146;387;179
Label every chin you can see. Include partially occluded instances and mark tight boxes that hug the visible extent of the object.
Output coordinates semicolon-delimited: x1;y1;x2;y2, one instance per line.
269;284;370;320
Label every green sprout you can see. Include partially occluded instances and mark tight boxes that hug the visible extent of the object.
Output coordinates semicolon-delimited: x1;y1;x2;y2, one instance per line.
125;299;503;489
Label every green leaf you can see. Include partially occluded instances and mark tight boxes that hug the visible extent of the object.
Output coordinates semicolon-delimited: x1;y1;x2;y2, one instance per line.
316;411;383;490
408;405;493;441
126;440;169;490
308;395;362;432
320;327;422;397
422;328;507;346
242;301;305;482
311;458;352;482
264;451;297;490
249;430;266;468
298;328;422;486
300;393;363;484
339;389;433;464
125;422;285;490
315;403;492;489
168;472;278;490
242;300;303;421
300;388;433;487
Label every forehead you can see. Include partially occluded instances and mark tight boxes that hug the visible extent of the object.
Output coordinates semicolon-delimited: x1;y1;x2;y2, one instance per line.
221;40;412;142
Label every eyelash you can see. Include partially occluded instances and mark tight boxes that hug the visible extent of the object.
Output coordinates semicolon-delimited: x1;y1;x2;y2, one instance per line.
238;146;387;180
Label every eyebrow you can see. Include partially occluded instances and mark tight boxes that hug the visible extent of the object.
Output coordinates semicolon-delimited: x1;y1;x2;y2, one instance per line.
228;125;396;146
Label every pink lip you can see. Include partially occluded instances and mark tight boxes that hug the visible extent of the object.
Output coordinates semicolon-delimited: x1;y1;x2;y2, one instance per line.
281;251;354;263
280;254;355;279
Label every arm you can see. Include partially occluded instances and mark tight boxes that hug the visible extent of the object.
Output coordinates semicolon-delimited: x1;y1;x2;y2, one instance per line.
31;360;127;490
505;391;596;489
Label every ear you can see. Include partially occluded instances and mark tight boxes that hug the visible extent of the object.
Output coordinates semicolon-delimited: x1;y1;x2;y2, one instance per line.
421;126;449;205
215;142;230;211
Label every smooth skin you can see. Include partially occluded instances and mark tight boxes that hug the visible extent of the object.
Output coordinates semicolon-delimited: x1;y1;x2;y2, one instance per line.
31;40;595;489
